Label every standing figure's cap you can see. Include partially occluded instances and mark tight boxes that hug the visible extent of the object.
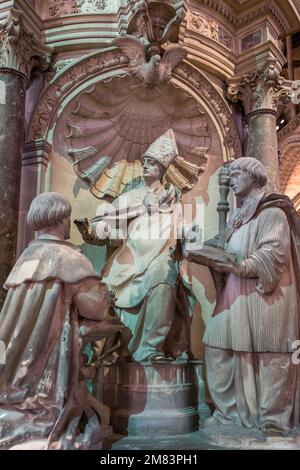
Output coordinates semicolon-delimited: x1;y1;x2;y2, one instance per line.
142;129;178;169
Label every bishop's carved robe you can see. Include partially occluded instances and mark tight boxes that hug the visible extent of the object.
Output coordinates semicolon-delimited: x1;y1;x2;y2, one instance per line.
92;183;195;362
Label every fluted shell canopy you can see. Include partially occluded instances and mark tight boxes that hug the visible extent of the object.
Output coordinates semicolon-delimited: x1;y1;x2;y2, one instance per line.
55;76;211;199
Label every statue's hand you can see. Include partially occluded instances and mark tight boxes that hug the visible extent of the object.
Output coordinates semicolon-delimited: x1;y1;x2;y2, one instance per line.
213;257;239;275
182;224;202;243
74;218;95;241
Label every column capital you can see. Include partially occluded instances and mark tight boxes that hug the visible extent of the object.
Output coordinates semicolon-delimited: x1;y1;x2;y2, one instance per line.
0;7;52;83
226;59;296;116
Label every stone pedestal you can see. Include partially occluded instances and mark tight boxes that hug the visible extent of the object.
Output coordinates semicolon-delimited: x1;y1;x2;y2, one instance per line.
94;361;210;436
202;423;300;450
0;71;27;307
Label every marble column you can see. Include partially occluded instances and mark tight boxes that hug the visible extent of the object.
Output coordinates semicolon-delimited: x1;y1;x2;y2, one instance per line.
0;71;27;307
0;8;51;307
246;109;279;189
227;59;297;191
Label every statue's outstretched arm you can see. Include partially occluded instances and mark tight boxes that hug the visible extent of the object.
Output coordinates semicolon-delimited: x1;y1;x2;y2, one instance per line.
74;218;109;246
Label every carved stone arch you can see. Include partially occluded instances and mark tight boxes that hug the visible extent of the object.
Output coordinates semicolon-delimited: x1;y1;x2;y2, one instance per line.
23;45;242;324
28;47;241;162
28;48;130;141
174;62;241;161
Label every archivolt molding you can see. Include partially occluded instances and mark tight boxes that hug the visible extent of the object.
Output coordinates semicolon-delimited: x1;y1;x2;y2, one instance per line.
278;113;300;192
174;62;241;159
28;47;129;141
279;139;300;193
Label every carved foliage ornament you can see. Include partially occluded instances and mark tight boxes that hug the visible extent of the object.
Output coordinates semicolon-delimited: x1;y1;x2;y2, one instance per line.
226;60;295;116
187;11;233;50
75;0;108;13
0;8;51;80
48;0;108;17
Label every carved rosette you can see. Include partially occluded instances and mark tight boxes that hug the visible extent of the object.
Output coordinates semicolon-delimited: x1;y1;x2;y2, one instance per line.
75;0;108;13
48;0;109;17
226;59;296;116
0;8;51;82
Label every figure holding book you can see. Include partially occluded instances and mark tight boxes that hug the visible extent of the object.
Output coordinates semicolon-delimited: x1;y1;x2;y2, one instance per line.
185;157;300;435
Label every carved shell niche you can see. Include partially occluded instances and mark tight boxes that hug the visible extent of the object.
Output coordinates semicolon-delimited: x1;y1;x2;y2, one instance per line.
55;75;211;199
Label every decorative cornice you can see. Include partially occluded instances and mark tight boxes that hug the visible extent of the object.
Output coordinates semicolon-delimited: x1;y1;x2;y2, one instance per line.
226;58;295;115
0;7;52;81
192;0;289;33
192;0;237;28
237;4;288;33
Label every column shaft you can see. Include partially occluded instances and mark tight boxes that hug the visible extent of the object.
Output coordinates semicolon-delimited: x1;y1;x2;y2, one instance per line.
0;71;27;306
247;109;280;191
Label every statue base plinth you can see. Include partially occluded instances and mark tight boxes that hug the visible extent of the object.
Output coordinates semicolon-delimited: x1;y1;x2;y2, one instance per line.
202;424;300;450
94;361;209;436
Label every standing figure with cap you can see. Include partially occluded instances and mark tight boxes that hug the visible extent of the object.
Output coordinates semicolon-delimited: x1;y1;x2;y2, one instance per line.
76;129;201;363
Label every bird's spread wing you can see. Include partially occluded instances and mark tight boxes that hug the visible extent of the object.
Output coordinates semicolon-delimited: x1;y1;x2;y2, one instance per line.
113;35;146;67
160;44;187;81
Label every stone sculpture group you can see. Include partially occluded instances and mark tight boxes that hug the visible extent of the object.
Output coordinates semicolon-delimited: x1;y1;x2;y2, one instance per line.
0;129;299;449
